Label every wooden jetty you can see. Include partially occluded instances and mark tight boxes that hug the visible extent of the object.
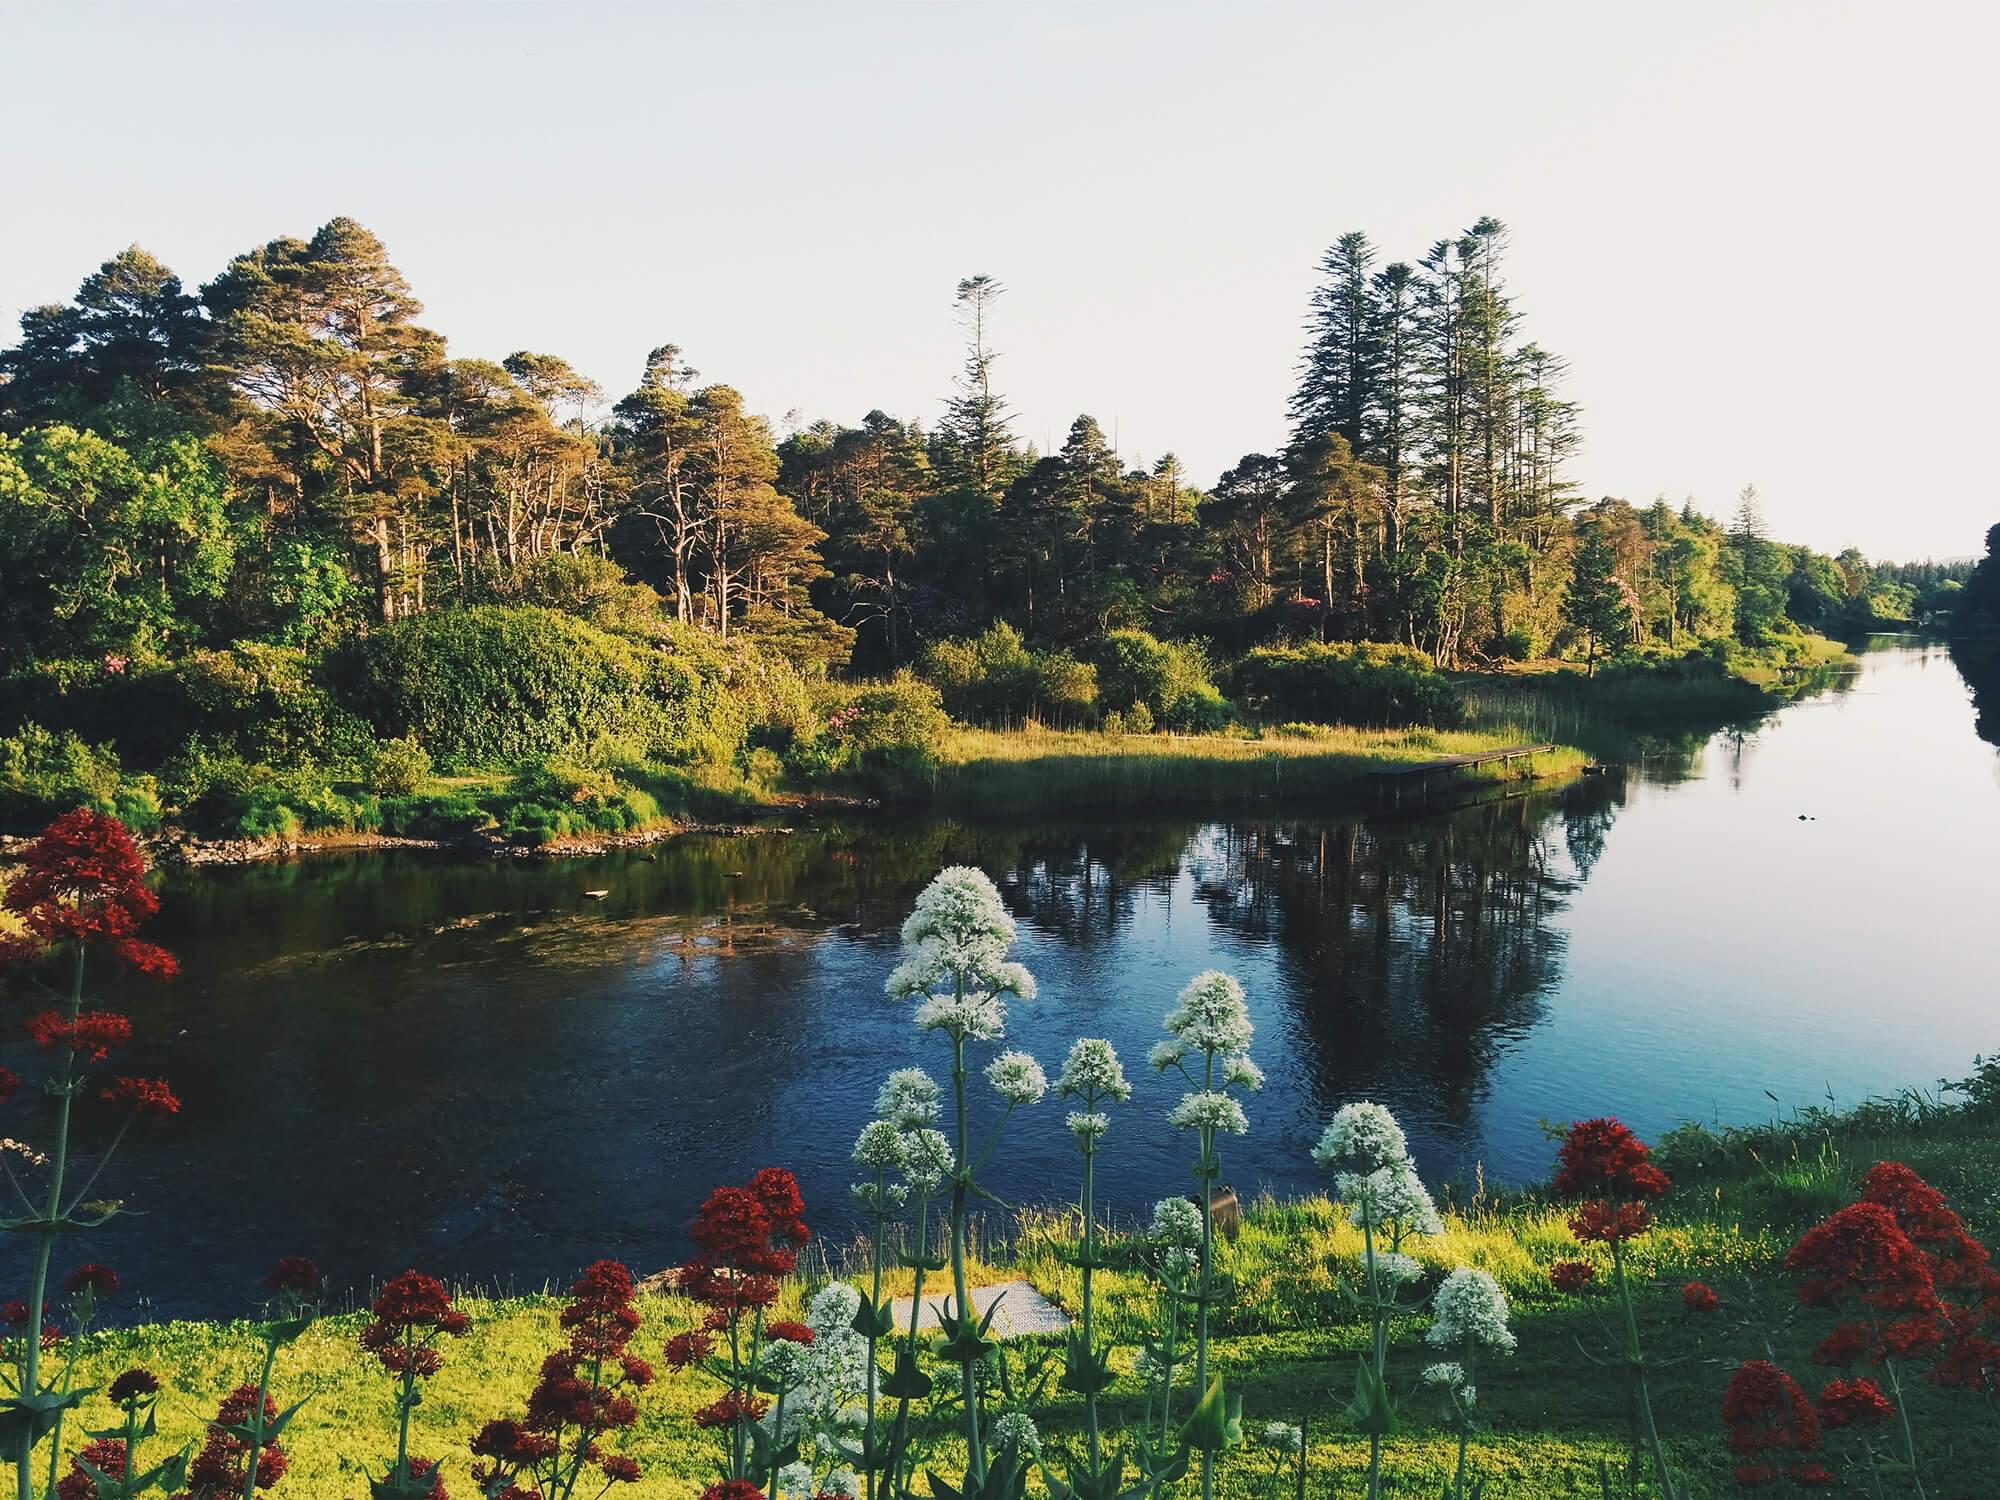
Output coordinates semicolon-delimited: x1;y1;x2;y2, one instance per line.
1368;743;1559;806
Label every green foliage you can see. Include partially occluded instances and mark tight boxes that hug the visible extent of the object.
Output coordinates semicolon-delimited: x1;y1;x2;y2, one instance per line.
1559;530;1634;674
177;759;381;840
1087;629;1226;731
474;551;668;640
365;736;432;797
788;673;952;794
377;791;493;839
498;755;664;844
0;424;236;671
923;623;1100;727
340;606;691;771
1231;642;1464;728
0;723;160;831
261;538;359;648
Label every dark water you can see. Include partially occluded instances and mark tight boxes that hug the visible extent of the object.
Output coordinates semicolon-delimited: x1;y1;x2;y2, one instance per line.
26;638;2000;1318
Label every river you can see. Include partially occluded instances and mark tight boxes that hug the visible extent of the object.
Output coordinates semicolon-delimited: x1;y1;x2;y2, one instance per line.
48;637;2000;1318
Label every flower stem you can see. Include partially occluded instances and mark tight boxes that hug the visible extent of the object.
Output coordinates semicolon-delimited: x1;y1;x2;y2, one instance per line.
1610;1237;1679;1500
240;1334;281;1500
1195;1049;1217;1500
949;1026;982;1482
1883;1357;1927;1500
1081;1111;1100;1471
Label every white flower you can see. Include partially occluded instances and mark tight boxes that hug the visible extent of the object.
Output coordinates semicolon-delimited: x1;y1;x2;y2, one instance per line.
1312;1102;1411;1174
853;1120;907;1171
1428;1267;1516;1356
819;1471;859;1499
760;1338;810;1386
1163;971;1254;1056
1132;1345;1169;1384
1150;1196;1203;1247
914;991;1008;1041
1169;1089;1248;1135
900;1128;955;1193
1259;1421;1303;1454
986;1050;1048;1106
989;1410;1041;1456
876;1069;942;1130
1057;1038;1132;1102
808;1282;863;1340
900;866;1015;948
1462;1385;1476;1408
1338;1161;1443;1237
850;1179;909;1213
1421;1361;1466;1388
1149;1038;1190;1071
1364;1249;1425;1285
1160;1245;1200;1280
1066;1110;1109;1144
1222;1054;1265;1091
777;1461;816;1500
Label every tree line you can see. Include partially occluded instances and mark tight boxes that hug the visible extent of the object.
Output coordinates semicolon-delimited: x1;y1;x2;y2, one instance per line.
0;214;1968;699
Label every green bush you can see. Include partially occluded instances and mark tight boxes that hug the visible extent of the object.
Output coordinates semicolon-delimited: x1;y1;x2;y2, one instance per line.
501;754;665;841
179;760;380;841
797;673;952;794
922;622;1098;727
0;724;161;832
1231;642;1465;728
1162;681;1233;733
338;606;689;771
378;791;493;839
367;736;432;797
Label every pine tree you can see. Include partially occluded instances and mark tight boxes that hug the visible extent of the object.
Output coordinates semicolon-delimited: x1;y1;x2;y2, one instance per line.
940;274;1013;500
1562;529;1632;675
1290;231;1379;453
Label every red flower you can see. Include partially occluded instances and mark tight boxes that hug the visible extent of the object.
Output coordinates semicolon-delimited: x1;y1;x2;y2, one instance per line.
599;1455;642;1483
359;1271;468;1374
558;1259;642;1358
1857;1162;1993;1290
56;1438;126;1500
693;1390;769;1428
1552;1118;1670;1203
402;1458;448;1500
1569;1199;1652;1245
265;1257;322;1297
663;1329;715;1369
1816;1377;1893;1429
63;1264;119;1299
766;1319;815;1345
27;1010;133;1059
107;1367;160;1404
619;1354;654;1387
1;811;175;976
1549;1259;1596;1294
101;1076;179;1117
1787;1202;1939;1317
1722;1359;1820;1465
699;1482;767;1500
1810;1321;1871;1368
0;1067;17;1106
0;1299;22;1328
189;1384;288;1495
1683;1280;1719;1314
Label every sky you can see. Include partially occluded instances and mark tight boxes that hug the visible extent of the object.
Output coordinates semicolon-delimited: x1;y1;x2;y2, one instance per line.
2;0;1993;560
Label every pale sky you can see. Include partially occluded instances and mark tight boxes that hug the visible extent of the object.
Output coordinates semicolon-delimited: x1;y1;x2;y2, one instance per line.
3;0;1992;560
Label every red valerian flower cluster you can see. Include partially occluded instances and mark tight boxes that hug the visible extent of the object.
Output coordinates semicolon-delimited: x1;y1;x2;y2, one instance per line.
62;1264;119;1299
359;1271;470;1376
1683;1280;1720;1314
1787;1201;1944;1367
1816;1376;1894;1429
100;1075;181;1116
662;1329;715;1368
469;1260;652;1496
1549;1259;1596;1294
265;1257;322;1298
56;1438;127;1500
1552;1118;1669;1245
679;1167;812;1314
26;1010;134;1059
1721;1359;1830;1488
107;1366;161;1405
186;1384;290;1499
0;810;177;976
2;1298;63;1351
693;1391;770;1429
698;1482;768;1500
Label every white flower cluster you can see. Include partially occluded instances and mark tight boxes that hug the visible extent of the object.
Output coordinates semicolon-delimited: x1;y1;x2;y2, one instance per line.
989;1410;1041;1457
1311;1101;1409;1174
1168;1090;1249;1135
1057;1037;1132;1103
1421;1361;1475;1406
778;1462;858;1500
1363;1248;1426;1286
886;869;1035;1041
1259;1421;1304;1454
1150;1196;1203;1248
854;1069;946;1208
1340;1160;1444;1237
986;1050;1048;1106
853;1119;907;1171
876;1069;942;1129
1066;1110;1109;1144
770;1284;876;1477
900;1127;955;1194
1427;1267;1516;1356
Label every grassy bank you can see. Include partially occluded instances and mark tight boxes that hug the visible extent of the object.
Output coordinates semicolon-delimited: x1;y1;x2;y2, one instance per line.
52;1071;2000;1498
931;725;1588;813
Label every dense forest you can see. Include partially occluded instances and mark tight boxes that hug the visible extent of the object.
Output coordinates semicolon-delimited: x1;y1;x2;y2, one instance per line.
0;215;1988;838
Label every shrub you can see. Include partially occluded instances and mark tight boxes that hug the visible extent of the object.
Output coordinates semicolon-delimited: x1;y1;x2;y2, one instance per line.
473;551;668;639
1162;681;1233;733
366;736;432;797
1124;700;1155;734
794;673;952;794
1231;642;1465;728
922;622;1098;727
337;606;681;771
0;724;160;832
180;760;380;841
501;755;665;841
378;791;493;839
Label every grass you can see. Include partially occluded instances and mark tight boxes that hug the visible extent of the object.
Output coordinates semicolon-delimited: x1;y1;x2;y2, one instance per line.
931;725;1588;813
50;1074;2000;1499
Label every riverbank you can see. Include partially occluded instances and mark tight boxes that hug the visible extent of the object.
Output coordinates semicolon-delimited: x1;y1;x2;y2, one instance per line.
52;1064;2000;1498
931;724;1589;813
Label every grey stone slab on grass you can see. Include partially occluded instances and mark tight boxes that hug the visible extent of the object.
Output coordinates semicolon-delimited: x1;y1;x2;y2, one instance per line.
887;1278;1070;1337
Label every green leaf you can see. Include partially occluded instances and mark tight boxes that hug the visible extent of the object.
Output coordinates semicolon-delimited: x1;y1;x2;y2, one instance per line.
1058;1327;1117;1396
881;1345;934;1400
1342;1356;1400;1438
851;1298;899;1339
1178;1375;1242;1453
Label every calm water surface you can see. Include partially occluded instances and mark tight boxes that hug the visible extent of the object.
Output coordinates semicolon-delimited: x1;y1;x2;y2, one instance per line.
46;638;2000;1316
